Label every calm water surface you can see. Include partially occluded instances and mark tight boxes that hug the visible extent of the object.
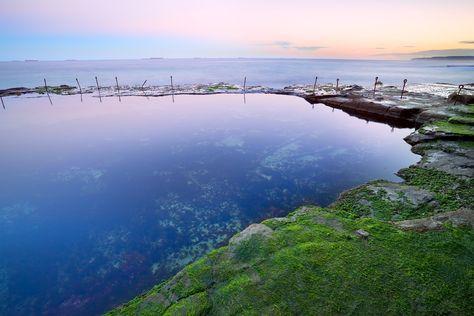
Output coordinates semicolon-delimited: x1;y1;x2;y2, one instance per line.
1;58;473;89
0;93;419;315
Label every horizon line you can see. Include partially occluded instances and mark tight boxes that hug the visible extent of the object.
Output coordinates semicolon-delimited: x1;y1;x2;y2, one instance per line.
0;56;418;63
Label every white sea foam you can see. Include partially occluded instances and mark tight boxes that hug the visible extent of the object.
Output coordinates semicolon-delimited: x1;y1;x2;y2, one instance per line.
408;83;473;98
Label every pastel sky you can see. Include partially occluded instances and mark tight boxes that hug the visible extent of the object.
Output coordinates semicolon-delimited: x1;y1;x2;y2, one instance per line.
1;0;473;60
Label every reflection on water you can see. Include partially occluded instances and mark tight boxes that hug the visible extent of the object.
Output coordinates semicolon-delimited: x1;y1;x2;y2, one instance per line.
0;93;418;315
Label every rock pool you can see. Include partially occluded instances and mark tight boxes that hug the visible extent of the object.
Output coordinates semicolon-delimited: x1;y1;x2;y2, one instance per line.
0;93;419;315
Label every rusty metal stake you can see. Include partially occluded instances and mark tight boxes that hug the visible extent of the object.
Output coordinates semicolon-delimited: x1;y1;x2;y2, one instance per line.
454;84;465;105
373;76;379;95
313;76;318;94
170;76;175;103
243;76;247;92
400;79;407;99
76;78;83;94
336;78;339;91
140;80;149;99
44;78;52;105
1;96;5;110
76;78;83;102
95;76;102;103
115;76;121;102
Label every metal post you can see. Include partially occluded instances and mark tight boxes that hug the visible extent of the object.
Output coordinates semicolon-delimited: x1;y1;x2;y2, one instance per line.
141;80;149;99
373;76;378;95
76;78;83;102
313;76;318;94
454;84;464;105
336;78;339;91
95;76;102;102
1;96;5;110
400;79;407;99
44;78;52;105
115;76;121;102
170;76;175;103
76;78;83;94
243;77;247;104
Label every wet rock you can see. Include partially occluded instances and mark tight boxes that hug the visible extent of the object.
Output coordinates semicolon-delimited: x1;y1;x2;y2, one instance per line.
264;206;315;226
410;141;474;177
355;229;370;238
359;199;371;207
404;132;437;145
367;182;436;207
304;94;422;128
343;85;364;92
395;208;474;231
416;109;449;123
0;87;33;97
448;92;474;105
229;224;273;248
419;149;474;178
312;214;345;231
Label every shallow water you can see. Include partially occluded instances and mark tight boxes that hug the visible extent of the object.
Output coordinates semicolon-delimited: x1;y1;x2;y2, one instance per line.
1;58;473;89
0;93;419;315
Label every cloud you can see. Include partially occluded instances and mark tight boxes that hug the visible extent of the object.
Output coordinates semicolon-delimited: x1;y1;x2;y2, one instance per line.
403;45;415;48
256;41;326;52
256;41;292;49
293;46;326;51
459;41;474;44
273;41;292;48
375;47;385;50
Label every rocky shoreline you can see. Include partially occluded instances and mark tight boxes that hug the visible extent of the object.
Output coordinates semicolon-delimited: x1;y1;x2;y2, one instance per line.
2;82;472;129
103;83;472;315
2;82;473;314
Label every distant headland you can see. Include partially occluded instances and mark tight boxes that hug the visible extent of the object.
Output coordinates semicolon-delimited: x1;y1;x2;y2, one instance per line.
413;56;474;61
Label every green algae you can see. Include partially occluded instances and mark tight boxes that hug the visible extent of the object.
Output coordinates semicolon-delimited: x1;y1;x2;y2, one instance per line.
206;84;239;92
448;115;474;125
450;104;474;115
330;181;437;221
423;120;474;137
164;291;211;315
332;159;464;221
35;85;75;95
398;166;474;212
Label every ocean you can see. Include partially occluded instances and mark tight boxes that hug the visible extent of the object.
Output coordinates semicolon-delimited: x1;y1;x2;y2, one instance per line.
1;58;473;90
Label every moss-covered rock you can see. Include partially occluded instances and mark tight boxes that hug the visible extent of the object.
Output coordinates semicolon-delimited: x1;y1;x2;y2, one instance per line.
420;121;474;138
35;85;75;95
331;181;439;221
398;166;474;212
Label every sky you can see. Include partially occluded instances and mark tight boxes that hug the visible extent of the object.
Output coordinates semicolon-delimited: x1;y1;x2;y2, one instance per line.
0;0;473;60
